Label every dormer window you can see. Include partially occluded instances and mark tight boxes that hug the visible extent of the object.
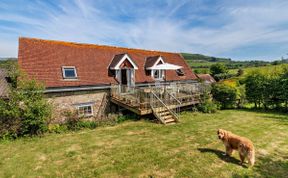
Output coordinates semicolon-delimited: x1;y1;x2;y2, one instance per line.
176;69;185;76
62;66;77;79
152;69;164;80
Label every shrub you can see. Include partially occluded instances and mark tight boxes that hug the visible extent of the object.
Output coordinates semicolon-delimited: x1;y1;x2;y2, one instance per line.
237;68;244;76
197;85;218;113
48;124;68;133
198;101;218;113
64;110;81;131
213;73;235;81
210;63;228;77
0;66;52;138
211;83;237;109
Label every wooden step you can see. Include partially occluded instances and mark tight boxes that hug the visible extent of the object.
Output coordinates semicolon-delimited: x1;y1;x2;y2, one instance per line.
165;118;176;123
162;115;173;120
159;111;170;116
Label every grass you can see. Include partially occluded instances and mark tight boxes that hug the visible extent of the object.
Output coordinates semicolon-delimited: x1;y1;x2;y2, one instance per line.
0;110;287;177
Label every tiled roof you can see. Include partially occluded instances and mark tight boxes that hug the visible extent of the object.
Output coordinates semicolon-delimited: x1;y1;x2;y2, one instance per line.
18;37;198;88
145;56;161;68
0;69;9;98
109;54;126;68
197;74;216;83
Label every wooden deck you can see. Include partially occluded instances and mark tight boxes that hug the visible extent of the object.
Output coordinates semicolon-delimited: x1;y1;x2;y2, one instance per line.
111;90;201;115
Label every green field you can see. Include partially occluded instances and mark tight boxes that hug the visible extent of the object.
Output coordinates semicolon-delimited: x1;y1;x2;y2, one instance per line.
0;110;287;177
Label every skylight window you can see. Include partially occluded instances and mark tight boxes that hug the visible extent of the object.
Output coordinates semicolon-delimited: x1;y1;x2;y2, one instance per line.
62;66;77;79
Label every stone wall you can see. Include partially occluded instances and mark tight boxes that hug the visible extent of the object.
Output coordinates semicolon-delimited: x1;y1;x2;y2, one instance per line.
47;91;109;123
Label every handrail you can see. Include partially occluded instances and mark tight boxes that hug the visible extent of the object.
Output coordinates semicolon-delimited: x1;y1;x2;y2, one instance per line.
168;93;182;105
150;91;179;122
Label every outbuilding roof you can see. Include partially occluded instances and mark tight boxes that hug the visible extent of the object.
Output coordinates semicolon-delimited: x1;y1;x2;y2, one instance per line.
18;37;197;89
197;74;216;83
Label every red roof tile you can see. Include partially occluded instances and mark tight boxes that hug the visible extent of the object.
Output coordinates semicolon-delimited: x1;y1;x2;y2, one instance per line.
18;37;198;88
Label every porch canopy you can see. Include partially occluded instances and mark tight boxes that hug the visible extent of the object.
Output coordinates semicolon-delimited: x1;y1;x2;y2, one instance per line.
146;63;183;70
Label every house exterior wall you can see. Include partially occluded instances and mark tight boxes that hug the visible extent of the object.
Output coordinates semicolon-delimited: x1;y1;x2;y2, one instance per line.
47;90;109;123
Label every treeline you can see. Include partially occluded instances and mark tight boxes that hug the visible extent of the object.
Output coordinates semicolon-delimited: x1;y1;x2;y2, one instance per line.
208;65;288;111
182;53;231;62
244;68;288;110
182;52;288;70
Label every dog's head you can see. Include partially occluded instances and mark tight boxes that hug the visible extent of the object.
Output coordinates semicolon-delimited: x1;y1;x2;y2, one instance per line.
217;129;227;140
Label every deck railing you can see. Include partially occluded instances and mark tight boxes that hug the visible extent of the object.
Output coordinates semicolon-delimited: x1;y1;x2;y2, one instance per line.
110;81;209;113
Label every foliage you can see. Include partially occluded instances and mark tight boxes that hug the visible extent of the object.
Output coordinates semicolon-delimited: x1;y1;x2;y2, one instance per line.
210;63;228;77
197;86;218;113
0;65;52;138
182;52;270;71
211;83;237;109
63;110;81;131
48;124;68;133
213;73;235;81
244;65;288;110
237;68;244;76
116;113;138;123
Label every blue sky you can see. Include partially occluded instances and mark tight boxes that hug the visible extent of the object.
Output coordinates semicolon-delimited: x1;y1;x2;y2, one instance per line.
1;0;288;61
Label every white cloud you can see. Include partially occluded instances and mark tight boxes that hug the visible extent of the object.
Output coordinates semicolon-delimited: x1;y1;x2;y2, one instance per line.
0;0;288;60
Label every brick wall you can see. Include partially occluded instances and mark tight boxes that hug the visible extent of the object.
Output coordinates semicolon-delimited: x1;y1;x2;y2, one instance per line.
47;91;109;123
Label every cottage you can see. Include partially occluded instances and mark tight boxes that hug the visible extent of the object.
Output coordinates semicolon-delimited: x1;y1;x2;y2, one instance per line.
18;37;204;124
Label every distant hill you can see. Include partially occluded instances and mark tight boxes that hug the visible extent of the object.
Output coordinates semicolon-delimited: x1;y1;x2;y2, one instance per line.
181;53;273;73
182;53;231;62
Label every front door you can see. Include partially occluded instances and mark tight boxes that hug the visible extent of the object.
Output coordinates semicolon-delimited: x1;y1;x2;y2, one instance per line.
119;69;135;93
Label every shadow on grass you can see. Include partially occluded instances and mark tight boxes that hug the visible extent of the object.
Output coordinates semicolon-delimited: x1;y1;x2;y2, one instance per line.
197;148;245;167
232;156;288;178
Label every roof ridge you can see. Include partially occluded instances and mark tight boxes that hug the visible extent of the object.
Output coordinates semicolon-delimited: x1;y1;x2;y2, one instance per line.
19;37;179;55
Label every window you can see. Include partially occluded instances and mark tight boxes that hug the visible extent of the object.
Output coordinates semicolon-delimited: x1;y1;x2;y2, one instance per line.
62;66;77;79
77;104;93;117
152;69;164;80
176;69;185;76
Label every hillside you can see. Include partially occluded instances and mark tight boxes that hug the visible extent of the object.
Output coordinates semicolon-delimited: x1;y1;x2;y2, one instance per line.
181;53;277;73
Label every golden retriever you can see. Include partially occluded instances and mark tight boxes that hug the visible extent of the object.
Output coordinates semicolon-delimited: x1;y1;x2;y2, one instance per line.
217;129;255;166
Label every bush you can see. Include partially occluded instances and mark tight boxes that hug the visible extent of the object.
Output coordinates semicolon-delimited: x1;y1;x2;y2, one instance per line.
213;73;235;81
198;101;218;113
0;66;52;138
211;83;237;109
197;85;218;113
237;68;244;76
210;63;228;76
48;124;68;133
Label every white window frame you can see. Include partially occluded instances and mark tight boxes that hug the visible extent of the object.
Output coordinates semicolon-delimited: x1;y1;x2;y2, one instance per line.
77;104;94;117
62;66;78;79
152;69;164;80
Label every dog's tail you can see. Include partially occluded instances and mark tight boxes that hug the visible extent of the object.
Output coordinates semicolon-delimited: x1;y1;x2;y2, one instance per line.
247;149;255;166
239;143;255;166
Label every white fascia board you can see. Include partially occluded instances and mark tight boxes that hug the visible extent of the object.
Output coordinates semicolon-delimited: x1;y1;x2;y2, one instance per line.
113;54;138;70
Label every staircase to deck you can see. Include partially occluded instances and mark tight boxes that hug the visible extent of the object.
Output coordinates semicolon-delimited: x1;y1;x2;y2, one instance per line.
150;91;180;125
110;83;206;124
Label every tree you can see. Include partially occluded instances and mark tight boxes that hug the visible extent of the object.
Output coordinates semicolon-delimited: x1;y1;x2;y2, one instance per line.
210;63;228;77
237;68;244;76
211;83;237;109
0;65;52;138
244;72;266;108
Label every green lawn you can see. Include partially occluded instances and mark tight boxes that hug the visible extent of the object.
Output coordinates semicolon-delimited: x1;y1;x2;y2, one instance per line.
0;110;287;177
